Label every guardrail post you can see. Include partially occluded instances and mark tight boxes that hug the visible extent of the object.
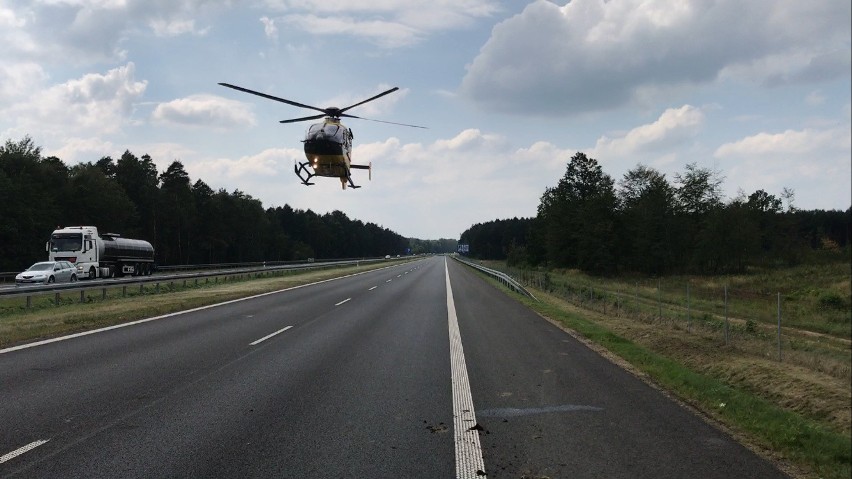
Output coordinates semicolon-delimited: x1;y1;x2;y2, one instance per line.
55;292;60;304
80;290;85;303
122;286;127;297
102;288;107;300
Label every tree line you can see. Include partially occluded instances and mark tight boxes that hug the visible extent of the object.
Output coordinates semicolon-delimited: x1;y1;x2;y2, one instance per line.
459;152;850;275
0;137;452;272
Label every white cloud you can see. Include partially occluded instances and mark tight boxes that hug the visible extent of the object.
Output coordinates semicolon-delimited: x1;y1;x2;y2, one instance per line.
151;95;257;129
261;0;499;48
461;0;851;115
714;125;851;208
590;105;704;158
2;62;146;139
0;62;47;103
190;147;300;181
0;1;223;65
260;16;278;41
715;127;848;157
42;136;116;164
277;14;422;48
149;18;209;37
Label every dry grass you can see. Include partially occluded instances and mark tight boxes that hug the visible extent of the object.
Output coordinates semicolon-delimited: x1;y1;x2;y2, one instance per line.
529;286;851;437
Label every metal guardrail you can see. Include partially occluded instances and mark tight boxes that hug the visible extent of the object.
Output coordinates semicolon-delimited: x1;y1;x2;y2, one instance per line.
0;258;353;282
0;258;391;307
452;255;538;301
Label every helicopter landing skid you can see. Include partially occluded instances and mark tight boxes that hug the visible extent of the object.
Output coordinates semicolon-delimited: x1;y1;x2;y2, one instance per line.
294;162;315;186
294;161;360;189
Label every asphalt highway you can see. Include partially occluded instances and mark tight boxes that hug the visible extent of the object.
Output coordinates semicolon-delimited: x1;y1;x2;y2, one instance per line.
0;257;787;478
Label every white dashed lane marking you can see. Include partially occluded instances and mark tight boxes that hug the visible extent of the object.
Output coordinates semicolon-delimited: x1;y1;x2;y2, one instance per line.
249;326;293;346
1;439;49;464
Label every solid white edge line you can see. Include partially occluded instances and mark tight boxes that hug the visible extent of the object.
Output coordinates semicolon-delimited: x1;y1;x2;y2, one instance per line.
1;263;406;355
368;286;377;291
249;325;293;346
0;439;49;464
335;298;351;306
445;259;487;478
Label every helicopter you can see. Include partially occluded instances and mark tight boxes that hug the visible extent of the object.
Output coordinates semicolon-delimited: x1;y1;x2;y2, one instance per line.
219;83;425;189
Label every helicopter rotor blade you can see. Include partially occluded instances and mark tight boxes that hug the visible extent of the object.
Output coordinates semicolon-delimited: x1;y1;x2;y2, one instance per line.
219;83;328;115
341;113;428;129
339;87;400;114
280;114;328;124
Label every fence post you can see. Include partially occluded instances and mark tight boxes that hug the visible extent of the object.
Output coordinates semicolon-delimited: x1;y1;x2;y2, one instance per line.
657;278;662;321
686;281;691;333
724;284;729;346
777;292;782;362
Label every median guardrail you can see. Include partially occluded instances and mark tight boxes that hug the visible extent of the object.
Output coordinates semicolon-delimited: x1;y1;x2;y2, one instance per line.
451;255;537;301
0;257;391;308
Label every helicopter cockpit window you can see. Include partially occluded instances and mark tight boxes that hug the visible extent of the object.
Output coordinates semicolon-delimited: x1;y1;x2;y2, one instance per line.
306;123;346;143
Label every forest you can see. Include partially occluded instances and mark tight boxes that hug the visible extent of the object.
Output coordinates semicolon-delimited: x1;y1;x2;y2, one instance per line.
0;137;454;272
459;152;851;275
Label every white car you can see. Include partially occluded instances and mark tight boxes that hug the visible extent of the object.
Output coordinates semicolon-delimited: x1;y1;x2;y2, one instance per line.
15;261;78;286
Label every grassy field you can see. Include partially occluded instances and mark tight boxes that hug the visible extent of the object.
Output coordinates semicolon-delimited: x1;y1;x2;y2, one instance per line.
483;258;851;479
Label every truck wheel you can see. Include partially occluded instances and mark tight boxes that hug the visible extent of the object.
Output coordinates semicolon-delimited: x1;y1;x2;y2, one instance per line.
89;267;96;279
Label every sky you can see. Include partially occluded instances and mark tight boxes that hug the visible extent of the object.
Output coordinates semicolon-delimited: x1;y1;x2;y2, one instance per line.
1;0;850;240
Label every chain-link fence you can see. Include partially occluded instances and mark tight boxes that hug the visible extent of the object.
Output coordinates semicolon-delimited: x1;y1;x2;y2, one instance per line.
496;265;851;381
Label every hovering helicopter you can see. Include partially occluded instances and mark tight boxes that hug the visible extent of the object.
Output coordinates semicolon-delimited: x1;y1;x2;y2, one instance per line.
219;83;425;189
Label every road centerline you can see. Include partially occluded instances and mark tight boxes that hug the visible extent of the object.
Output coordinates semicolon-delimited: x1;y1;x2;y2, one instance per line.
335;298;351;306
